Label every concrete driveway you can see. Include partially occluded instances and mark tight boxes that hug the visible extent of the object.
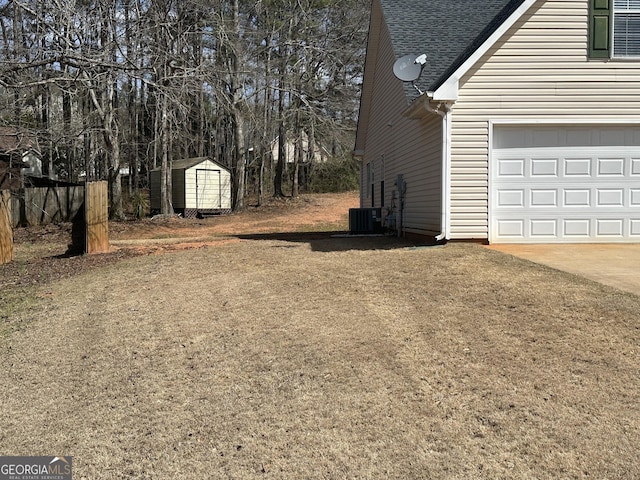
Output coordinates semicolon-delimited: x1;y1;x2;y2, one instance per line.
487;244;640;296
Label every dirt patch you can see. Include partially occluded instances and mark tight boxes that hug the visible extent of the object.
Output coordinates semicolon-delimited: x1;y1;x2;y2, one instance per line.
110;192;359;241
1;191;639;479
1;192;358;307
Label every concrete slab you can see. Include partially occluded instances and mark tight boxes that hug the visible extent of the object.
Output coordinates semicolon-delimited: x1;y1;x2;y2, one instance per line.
486;244;640;296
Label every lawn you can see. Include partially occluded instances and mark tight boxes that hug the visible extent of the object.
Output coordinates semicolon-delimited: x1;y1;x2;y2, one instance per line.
0;193;638;479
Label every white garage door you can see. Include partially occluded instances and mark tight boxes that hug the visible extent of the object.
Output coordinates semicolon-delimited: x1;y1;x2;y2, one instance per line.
491;125;640;243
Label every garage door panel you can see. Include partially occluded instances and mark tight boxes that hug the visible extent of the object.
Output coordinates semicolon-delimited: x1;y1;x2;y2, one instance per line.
496;186;640;209
498;158;525;176
531;219;557;237
496;219;525;238
563;219;591;237
564;189;591;207
565;158;592;176
597;219;625;236
498;190;525;207
531;158;558;176
494;215;640;241
597;189;625;207
492;125;640;243
531;189;558;207
597;158;626;176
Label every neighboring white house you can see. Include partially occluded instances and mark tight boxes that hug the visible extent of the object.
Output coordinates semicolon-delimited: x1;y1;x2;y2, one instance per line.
271;132;328;164
150;157;232;216
355;0;640;244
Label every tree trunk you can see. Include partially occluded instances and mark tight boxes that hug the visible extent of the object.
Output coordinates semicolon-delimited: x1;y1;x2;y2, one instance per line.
230;0;245;211
160;89;172;214
274;116;285;197
258;152;265;207
233;116;245;210
104;80;125;220
291;108;302;198
258;32;273;207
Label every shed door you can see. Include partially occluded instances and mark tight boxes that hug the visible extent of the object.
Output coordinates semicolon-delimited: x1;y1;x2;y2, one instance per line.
491;125;640;243
196;169;222;209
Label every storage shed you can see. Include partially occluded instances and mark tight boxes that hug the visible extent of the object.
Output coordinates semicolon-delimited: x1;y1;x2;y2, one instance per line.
150;157;232;217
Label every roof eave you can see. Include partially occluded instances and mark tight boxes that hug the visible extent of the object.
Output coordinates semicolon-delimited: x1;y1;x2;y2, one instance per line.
431;0;537;100
404;94;427;119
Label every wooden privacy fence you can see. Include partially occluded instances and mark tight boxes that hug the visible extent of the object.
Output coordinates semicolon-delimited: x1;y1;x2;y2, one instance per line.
3;182;108;257
0;190;12;264
85;181;109;254
68;181;109;255
10;185;84;227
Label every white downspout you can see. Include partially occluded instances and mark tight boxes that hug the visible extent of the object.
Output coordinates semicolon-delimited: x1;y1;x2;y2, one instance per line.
437;104;452;243
422;99;452;243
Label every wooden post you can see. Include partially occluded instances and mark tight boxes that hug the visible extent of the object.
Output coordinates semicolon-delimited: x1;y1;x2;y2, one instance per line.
85;181;109;254
0;190;13;264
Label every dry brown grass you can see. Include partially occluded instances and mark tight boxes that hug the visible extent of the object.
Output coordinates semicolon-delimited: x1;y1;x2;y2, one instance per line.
1;193;639;479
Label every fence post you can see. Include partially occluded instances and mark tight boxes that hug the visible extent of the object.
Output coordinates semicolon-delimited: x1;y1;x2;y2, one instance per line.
0;190;13;264
85;181;109;254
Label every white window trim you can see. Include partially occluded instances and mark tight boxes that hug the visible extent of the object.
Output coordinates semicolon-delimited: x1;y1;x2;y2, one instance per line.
612;0;640;58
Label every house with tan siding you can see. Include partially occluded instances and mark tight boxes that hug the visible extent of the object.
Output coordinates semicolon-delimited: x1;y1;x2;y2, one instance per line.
355;0;640;243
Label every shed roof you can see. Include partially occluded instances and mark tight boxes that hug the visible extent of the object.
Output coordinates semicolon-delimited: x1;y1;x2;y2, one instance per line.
152;157;230;172
380;0;527;101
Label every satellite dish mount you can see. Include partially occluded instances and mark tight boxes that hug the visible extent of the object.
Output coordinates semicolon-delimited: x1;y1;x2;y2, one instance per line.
392;54;427;95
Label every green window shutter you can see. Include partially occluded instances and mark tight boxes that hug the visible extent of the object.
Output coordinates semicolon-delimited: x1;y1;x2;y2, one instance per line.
589;0;612;58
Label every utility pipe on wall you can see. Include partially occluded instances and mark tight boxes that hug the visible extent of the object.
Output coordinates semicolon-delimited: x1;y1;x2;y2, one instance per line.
396;174;406;238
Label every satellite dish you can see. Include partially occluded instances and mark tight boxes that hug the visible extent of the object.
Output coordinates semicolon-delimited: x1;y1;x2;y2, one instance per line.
393;54;424;82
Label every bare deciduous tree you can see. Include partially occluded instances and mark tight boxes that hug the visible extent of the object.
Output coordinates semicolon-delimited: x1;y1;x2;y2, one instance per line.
0;0;369;213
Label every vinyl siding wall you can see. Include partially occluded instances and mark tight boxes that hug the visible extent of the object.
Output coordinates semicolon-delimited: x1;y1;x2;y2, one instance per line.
172;169;186;209
149;171;161;210
450;0;640;239
360;0;442;235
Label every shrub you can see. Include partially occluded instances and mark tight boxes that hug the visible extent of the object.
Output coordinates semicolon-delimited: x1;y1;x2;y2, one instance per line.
128;190;149;219
308;157;360;193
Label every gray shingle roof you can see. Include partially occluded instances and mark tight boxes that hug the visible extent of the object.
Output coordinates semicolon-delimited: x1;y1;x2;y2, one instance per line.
380;0;527;101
